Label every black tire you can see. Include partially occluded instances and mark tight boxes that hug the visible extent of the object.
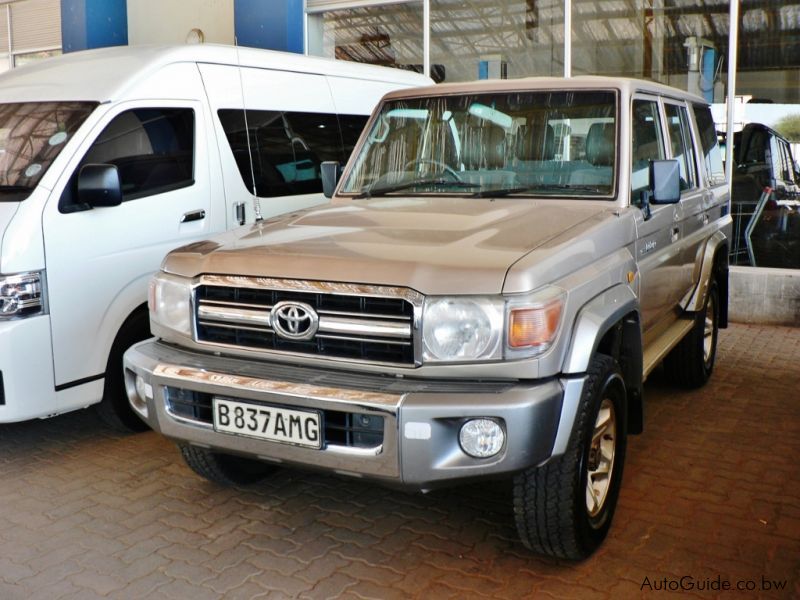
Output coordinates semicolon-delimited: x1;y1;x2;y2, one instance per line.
179;444;274;486
664;280;719;389
513;354;627;560
95;309;151;432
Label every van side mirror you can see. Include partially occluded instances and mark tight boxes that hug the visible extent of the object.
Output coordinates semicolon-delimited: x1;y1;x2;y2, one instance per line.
78;163;122;207
650;159;680;204
321;161;342;199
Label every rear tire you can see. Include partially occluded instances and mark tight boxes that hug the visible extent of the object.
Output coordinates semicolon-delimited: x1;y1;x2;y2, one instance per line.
513;354;627;560
665;280;719;389
179;444;274;486
95;309;151;432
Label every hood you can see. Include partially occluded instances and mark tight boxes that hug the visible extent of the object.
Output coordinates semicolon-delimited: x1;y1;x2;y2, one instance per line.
163;197;611;295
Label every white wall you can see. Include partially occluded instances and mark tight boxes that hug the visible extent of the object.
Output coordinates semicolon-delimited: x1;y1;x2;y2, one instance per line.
127;0;234;46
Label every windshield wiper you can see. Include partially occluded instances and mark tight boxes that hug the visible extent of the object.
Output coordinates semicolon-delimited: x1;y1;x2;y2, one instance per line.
0;184;34;201
353;178;480;199
0;185;34;192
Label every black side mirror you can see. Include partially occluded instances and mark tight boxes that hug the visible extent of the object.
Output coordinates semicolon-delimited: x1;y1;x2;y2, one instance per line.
78;163;122;207
321;161;342;199
650;159;680;204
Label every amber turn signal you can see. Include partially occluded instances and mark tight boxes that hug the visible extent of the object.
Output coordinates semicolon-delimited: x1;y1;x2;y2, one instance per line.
508;299;563;348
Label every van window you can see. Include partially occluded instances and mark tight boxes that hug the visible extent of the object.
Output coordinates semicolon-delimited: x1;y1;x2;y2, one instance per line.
0;101;97;202
218;109;367;198
631;99;665;205
693;104;725;185
79;108;194;202
664;103;697;190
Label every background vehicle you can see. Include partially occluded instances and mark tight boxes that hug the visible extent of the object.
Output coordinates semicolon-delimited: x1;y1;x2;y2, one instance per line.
125;77;731;559
0;44;430;428
729;123;800;268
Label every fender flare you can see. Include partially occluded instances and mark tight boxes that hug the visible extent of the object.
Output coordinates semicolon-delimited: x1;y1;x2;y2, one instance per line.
685;230;728;314
562;284;640;375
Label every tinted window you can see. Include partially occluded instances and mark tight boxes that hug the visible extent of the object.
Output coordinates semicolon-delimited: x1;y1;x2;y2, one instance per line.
665;103;697;191
693;104;725;185
218;110;367;198
82;108;194;201
631;99;665;205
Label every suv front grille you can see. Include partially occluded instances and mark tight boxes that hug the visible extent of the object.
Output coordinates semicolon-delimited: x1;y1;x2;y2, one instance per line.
194;278;418;366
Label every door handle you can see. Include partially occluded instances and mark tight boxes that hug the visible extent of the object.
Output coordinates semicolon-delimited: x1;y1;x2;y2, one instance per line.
671;227;680;242
181;209;206;223
235;202;246;226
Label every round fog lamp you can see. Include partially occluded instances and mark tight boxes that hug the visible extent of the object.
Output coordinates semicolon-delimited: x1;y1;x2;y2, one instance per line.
135;374;148;402
459;419;505;458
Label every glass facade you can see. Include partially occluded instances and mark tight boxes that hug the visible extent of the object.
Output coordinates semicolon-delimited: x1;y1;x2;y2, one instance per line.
306;0;800;269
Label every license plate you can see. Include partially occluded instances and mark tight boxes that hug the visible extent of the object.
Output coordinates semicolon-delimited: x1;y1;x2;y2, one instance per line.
212;397;322;449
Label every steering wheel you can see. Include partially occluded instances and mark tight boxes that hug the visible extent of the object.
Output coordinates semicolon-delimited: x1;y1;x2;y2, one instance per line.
404;159;462;182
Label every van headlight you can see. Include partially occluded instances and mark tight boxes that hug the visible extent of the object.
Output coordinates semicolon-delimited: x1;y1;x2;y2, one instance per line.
148;272;193;337
0;271;46;320
422;297;504;362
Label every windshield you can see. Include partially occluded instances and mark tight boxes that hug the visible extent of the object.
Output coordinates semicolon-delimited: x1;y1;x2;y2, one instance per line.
341;90;617;199
0;101;98;202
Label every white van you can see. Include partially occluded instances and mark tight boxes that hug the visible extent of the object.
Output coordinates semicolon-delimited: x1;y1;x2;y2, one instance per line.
0;44;430;428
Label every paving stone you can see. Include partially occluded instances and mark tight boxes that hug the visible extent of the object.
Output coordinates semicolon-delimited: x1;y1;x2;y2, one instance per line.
0;324;796;598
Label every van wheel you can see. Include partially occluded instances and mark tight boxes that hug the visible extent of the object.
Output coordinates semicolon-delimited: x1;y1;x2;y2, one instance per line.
665;280;719;388
513;354;627;560
95;309;151;432
179;444;274;486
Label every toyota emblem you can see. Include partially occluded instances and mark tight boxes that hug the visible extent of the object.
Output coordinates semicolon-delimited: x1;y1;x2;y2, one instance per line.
270;301;319;341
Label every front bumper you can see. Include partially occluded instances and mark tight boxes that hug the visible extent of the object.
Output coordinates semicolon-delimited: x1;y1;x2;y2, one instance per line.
124;340;584;489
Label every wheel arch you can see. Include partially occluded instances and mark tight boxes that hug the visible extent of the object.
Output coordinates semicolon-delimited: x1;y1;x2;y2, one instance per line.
562;285;644;435
686;230;729;328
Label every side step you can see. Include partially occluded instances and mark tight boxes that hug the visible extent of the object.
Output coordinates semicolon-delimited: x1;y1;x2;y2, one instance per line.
642;318;694;381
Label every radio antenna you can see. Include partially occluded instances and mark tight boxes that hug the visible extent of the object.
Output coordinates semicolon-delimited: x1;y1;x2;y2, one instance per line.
235;37;263;222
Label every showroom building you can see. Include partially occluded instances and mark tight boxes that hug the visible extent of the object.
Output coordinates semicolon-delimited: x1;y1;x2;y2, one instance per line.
6;0;799;294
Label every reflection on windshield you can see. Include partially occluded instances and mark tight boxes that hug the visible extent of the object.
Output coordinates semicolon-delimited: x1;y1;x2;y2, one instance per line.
341;90;617;199
0;101;97;202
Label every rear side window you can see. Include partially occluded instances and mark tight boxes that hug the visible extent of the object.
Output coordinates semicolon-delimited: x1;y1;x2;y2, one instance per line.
664;103;697;191
693;104;725;186
218;110;368;198
631;99;665;205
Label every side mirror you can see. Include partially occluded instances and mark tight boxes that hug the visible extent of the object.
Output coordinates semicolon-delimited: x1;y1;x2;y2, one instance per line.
650;159;680;204
321;161;342;199
77;163;122;207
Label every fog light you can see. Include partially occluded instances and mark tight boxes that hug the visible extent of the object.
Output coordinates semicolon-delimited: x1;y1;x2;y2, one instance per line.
459;419;504;458
132;374;149;418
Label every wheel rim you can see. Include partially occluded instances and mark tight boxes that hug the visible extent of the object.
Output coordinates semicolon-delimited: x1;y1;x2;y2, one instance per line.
586;397;617;518
703;293;716;364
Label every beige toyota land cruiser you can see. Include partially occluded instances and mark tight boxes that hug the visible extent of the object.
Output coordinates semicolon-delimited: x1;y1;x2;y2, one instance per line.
124;77;731;559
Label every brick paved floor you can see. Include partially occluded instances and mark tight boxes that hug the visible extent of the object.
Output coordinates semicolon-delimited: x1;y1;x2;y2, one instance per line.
0;323;798;599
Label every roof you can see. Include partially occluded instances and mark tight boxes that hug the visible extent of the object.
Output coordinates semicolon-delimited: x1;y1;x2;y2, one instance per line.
0;44;432;104
380;75;707;104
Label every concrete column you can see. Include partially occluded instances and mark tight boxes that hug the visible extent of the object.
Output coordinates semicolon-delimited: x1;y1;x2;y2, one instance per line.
61;0;128;53
234;0;303;54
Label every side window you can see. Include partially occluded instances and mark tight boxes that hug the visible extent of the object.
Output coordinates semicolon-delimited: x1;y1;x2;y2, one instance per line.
217;109;367;198
82;108;194;200
664;103;697;191
631;99;665;205
692;104;725;185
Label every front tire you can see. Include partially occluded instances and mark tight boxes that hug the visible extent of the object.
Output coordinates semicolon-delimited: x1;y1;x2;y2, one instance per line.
179;444;274;486
96;310;151;432
513;354;627;560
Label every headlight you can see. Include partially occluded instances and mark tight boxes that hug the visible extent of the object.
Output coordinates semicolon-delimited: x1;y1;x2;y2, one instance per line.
506;286;565;357
148;272;192;337
0;271;45;320
422;297;503;362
